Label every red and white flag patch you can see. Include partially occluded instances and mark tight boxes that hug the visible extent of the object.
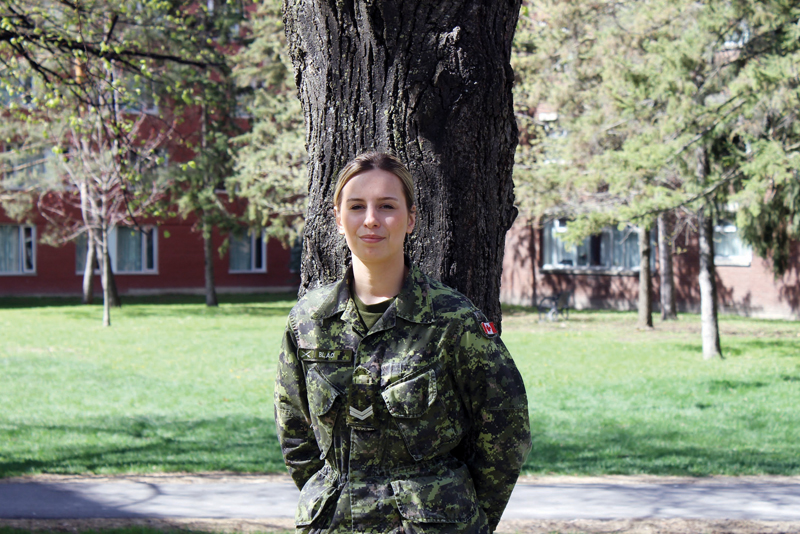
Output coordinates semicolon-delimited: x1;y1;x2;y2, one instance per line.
473;311;498;338
481;322;497;336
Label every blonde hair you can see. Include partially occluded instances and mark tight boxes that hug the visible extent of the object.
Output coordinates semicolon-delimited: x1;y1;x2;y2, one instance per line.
333;152;416;209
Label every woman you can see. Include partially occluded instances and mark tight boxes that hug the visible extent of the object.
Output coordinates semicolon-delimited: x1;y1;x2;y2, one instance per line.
275;152;531;534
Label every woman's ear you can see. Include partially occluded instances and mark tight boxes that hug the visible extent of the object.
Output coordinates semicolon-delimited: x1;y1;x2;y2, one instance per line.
334;205;345;235
407;206;417;234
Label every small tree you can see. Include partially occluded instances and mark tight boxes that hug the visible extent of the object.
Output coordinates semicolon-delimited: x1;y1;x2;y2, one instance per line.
229;0;308;244
1;0;219;322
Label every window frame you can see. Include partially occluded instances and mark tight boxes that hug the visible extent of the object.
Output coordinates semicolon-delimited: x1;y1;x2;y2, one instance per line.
112;226;159;275
0;224;37;276
713;218;752;267
229;229;267;274
540;219;652;275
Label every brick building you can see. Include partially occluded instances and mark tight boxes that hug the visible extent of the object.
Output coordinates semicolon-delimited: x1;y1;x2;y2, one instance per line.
0;207;300;297
501;218;800;320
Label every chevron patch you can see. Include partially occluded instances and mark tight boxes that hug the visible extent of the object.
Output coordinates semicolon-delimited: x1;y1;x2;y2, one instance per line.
349;406;374;421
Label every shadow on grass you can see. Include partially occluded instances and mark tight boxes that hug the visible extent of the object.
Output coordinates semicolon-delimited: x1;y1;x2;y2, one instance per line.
116;303;295;319
524;427;800;476
0;415;286;479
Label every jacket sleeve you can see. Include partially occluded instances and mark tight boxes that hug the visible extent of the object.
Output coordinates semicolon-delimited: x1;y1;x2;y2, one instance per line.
452;316;532;532
274;314;324;490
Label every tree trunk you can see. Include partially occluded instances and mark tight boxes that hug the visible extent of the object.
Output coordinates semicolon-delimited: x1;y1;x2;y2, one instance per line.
82;228;95;305
284;0;521;327
698;202;723;359
203;218;219;307
637;224;653;329
657;212;677;320
98;226;112;327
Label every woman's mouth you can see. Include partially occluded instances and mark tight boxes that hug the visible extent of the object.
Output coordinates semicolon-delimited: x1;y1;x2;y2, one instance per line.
360;234;385;243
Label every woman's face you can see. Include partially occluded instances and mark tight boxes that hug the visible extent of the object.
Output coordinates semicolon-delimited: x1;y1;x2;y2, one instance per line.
334;169;416;269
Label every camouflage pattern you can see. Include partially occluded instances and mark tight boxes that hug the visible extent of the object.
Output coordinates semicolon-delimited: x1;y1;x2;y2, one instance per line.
274;263;532;533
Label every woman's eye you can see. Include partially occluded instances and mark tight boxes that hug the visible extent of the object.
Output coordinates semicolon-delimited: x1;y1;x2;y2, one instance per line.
349;204;365;210
381;204;396;210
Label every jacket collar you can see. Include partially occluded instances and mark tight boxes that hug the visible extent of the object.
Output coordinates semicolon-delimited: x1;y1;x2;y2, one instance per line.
311;260;435;325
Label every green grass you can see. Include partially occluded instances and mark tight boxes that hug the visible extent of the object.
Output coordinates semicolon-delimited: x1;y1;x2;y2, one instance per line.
503;308;800;476
0;294;293;477
1;296;799;478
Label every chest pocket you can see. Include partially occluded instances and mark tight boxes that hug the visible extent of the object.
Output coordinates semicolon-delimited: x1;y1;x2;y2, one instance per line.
306;366;344;460
381;367;464;461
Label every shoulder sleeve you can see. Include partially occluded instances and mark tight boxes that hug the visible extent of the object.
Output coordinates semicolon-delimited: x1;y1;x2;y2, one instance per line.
451;312;532;531
274;310;324;490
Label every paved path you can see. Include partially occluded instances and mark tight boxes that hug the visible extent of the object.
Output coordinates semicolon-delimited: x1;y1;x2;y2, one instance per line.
2;477;800;521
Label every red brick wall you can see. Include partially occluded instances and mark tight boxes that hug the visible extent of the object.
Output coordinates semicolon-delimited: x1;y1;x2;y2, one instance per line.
0;210;299;297
500;218;800;319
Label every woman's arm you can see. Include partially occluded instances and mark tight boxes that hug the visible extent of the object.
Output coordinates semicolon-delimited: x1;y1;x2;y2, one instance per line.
274;317;324;489
452;314;532;531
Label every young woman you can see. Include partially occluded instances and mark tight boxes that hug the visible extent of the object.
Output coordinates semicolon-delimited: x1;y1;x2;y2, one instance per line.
275;152;531;534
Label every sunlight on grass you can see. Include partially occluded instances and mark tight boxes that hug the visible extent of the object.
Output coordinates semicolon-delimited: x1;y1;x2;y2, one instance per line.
502;309;800;475
1;297;799;477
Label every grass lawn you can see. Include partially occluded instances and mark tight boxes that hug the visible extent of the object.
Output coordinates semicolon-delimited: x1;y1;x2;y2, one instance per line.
1;295;799;478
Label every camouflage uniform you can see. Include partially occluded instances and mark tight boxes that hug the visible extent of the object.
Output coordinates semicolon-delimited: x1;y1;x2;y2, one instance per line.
275;263;531;533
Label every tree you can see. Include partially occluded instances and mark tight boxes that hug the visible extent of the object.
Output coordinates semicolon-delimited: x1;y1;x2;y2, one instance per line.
229;0;307;244
638;223;653;329
657;211;678;320
513;0;800;357
1;0;221;322
283;0;523;325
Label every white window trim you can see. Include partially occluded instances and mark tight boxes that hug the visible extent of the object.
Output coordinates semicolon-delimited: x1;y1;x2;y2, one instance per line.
112;226;159;275
540;220;652;275
713;221;752;267
229;230;268;274
0;224;36;276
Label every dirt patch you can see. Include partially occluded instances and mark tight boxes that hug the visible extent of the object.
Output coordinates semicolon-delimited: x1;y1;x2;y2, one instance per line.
516;474;800;485
3;518;800;534
497;519;800;533
0;518;295;533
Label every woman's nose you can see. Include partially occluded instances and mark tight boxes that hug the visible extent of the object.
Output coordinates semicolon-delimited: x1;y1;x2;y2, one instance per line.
364;206;379;227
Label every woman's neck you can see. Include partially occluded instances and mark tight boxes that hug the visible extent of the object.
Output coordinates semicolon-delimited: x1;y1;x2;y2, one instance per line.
351;256;407;305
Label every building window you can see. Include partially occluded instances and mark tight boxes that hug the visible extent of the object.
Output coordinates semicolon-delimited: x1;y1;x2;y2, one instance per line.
115;227;157;273
0;225;36;274
230;230;266;273
75;227;157;274
714;218;752;266
542;219;645;272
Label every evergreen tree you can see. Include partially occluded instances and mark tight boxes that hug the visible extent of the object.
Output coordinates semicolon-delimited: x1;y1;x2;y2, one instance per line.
514;0;800;357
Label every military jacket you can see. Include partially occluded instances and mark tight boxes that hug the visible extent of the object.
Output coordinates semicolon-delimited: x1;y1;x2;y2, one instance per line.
275;264;531;534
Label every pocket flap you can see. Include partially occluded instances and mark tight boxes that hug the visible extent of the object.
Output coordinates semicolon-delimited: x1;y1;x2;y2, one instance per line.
307;366;340;417
381;368;437;419
296;468;340;527
391;465;477;523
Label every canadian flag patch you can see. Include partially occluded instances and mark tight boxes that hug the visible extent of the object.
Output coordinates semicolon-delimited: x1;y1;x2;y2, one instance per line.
473;311;498;338
481;322;497;336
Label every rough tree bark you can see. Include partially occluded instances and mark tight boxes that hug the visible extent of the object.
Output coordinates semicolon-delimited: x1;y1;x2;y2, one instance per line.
203;218;219;307
637;224;653;329
657;211;677;320
284;0;521;327
696;146;722;360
